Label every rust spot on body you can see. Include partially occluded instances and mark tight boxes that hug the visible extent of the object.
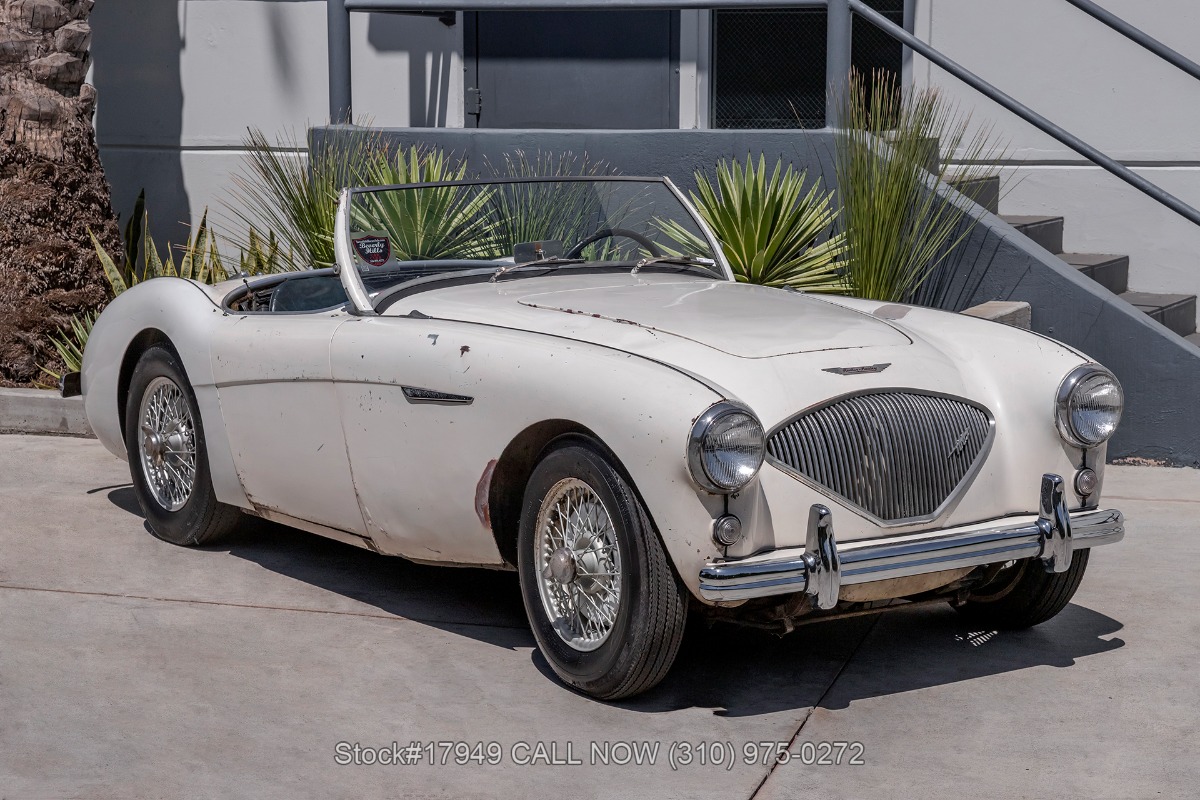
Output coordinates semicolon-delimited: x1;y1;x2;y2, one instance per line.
460;345;470;356
475;458;498;530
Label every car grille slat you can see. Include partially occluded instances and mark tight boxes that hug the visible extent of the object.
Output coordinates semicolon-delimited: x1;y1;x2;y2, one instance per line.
766;392;992;524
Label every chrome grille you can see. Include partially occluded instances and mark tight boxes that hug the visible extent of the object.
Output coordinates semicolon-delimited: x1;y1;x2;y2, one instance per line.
767;392;992;523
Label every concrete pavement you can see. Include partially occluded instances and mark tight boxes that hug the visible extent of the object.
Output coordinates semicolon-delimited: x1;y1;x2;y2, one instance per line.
0;433;1196;799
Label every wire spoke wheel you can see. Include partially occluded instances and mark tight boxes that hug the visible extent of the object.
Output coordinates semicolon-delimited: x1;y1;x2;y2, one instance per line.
136;376;198;512
534;477;623;652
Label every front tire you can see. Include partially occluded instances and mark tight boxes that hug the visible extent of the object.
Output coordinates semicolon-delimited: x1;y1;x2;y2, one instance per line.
953;550;1090;629
517;442;687;700
124;345;241;546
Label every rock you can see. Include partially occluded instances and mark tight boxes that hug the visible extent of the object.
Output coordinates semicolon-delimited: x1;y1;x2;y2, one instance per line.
9;0;72;31
54;20;89;54
0;32;40;64
28;52;87;91
4;89;65;124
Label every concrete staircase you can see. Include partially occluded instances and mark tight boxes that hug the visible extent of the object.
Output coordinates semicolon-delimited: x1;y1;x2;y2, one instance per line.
955;176;1199;344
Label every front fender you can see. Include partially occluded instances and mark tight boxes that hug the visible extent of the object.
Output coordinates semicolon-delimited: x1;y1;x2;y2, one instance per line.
82;278;249;508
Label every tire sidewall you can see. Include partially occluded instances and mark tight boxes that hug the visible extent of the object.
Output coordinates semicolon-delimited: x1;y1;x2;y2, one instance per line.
124;345;219;546
517;442;650;689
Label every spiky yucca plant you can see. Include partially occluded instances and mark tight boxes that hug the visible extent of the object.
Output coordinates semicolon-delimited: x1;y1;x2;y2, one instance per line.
663;155;846;291
484;150;623;258
835;71;1005;302
353;145;495;260
226;126;382;269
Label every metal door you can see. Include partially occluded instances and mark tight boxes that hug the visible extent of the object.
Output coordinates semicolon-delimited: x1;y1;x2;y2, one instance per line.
464;10;679;129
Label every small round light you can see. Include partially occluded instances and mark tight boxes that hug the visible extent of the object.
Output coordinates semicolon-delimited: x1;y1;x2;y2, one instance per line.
712;514;744;547
1056;365;1124;447
1074;468;1098;496
687;403;766;493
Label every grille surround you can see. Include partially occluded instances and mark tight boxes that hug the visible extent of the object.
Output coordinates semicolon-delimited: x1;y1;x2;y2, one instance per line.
766;390;995;527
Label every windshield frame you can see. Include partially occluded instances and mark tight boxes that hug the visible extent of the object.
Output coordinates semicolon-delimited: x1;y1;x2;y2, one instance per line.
333;175;732;316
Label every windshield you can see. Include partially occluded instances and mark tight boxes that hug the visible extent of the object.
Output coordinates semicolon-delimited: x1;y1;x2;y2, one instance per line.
342;178;723;280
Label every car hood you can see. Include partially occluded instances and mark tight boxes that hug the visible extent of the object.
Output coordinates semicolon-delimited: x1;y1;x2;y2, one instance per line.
386;273;911;359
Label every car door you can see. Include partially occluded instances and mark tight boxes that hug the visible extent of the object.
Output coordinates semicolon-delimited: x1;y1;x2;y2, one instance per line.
210;313;368;537
329;315;504;565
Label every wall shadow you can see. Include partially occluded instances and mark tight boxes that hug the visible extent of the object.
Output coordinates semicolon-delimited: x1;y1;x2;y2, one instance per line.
89;0;189;250
368;14;455;127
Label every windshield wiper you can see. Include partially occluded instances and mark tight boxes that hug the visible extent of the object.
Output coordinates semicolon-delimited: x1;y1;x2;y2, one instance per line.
490;256;586;283
631;255;717;275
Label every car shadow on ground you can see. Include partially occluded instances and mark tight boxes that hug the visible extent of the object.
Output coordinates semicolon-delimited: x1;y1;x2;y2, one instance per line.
106;486;1126;717
107;486;532;648
607;603;1124;716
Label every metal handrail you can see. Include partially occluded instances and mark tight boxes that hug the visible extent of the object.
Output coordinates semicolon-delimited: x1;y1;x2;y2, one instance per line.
1062;0;1200;84
847;0;1200;229
326;0;1200;229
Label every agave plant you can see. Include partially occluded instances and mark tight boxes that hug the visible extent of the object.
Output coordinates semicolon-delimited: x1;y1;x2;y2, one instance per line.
225;125;382;269
834;71;1006;302
354;145;495;260
37;309;98;385
662;154;847;291
91;207;228;294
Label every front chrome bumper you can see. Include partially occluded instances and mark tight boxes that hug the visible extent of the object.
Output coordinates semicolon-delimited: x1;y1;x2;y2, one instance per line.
698;474;1124;604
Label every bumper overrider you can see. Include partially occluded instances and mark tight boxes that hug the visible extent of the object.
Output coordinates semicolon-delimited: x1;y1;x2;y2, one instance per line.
698;474;1124;605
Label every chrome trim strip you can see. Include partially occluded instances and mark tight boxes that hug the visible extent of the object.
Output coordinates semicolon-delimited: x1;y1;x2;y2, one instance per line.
698;474;1124;602
401;386;474;405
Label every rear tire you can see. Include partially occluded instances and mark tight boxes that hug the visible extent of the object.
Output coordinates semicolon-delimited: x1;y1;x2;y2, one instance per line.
124;345;241;546
953;550;1090;629
517;441;687;700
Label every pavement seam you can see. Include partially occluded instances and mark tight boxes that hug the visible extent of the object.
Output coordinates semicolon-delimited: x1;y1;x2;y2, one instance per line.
1103;494;1200;504
746;612;883;800
0;583;529;630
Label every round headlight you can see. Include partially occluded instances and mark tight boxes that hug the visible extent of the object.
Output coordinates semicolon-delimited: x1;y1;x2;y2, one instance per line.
1056;364;1124;447
688;403;766;493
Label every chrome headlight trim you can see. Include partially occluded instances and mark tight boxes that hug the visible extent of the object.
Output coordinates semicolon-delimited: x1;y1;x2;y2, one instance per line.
687;402;766;493
1055;363;1124;448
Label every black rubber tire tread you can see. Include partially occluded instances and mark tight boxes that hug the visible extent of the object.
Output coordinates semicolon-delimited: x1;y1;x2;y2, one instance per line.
954;549;1090;629
517;441;686;700
124;345;241;547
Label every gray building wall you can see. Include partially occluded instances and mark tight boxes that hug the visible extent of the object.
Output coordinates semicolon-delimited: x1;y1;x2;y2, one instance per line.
90;1;462;248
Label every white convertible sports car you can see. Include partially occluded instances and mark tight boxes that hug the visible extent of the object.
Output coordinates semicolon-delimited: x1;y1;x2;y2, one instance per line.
74;177;1126;699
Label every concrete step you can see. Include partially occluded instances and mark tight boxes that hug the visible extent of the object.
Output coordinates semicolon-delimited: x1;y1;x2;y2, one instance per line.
1120;291;1197;337
1187;332;1200;348
949;175;1000;215
1001;214;1064;254
1061;252;1129;295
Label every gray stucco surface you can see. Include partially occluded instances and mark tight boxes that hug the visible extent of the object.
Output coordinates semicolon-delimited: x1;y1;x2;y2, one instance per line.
312;126;1199;465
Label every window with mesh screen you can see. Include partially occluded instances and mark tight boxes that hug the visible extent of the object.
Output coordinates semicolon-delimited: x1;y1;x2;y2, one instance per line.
712;1;904;129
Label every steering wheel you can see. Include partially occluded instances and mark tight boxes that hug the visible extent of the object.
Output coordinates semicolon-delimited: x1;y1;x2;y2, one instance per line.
565;228;663;260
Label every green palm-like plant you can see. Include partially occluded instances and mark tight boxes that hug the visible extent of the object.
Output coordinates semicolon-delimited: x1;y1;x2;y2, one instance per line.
354;145;495;260
225;126;382;269
835;71;1006;302
664;155;847;291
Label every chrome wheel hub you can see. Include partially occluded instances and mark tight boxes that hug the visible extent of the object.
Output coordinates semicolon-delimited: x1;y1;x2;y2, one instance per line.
534;478;622;652
137;376;197;512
